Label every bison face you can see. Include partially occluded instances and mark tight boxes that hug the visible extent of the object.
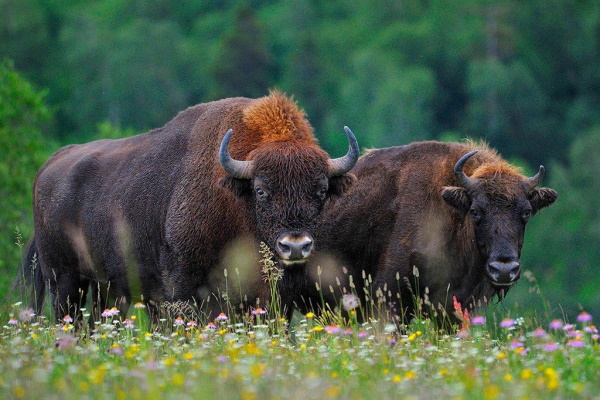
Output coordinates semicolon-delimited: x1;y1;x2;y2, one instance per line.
442;151;557;288
219;128;358;267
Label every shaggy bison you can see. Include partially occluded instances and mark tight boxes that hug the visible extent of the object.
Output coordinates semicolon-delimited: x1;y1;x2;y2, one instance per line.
310;141;556;323
22;91;359;321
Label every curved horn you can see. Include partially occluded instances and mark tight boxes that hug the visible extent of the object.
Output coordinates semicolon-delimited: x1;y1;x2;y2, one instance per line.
328;126;360;176
219;129;254;179
454;150;478;190
526;165;545;189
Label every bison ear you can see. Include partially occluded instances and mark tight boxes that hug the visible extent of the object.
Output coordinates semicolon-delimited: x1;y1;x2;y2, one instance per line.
219;176;252;198
530;187;557;212
328;173;357;198
441;186;471;213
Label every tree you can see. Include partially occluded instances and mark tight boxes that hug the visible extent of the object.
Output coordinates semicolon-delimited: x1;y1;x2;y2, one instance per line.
210;4;276;99
0;60;54;292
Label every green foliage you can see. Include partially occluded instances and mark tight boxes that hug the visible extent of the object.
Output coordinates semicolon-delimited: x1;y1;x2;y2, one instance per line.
0;60;55;294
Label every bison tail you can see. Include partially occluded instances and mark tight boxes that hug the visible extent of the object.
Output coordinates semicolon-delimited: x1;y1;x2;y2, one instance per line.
14;236;46;314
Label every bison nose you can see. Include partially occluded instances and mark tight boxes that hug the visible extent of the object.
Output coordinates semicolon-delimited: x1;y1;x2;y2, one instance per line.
487;261;521;285
276;233;314;264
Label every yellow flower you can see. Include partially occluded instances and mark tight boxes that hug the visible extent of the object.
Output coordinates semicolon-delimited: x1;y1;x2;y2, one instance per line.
184;352;194;360
483;385;500;399
520;369;533;380
241;390;257;400
393;375;402;383
12;386;25;399
164;356;176;367
306;312;315;319
300;344;307;350
405;371;416;380
326;386;341;398
408;333;417;341
313;326;324;332
172;374;185;386
504;374;513;382
496;352;506;360
250;363;266;378
78;381;89;392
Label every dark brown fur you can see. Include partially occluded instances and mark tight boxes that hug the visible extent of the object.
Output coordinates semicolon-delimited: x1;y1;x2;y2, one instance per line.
309;141;557;323
24;92;355;321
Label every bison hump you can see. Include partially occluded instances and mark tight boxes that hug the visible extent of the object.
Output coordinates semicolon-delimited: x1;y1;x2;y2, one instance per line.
242;90;315;144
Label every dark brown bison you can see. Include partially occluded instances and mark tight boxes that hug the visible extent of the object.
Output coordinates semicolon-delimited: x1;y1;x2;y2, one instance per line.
22;91;359;321
309;140;556;323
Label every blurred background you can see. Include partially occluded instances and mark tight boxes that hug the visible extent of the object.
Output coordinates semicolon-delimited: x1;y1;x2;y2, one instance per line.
1;0;598;319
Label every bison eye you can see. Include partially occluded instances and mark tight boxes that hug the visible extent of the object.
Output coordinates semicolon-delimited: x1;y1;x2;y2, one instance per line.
470;208;482;222
317;186;328;200
255;187;268;199
522;209;532;222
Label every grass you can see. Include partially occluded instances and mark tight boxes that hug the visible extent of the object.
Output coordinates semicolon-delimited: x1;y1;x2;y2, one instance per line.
2;247;599;399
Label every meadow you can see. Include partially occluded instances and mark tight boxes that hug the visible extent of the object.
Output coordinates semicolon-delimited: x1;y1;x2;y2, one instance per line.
1;259;599;400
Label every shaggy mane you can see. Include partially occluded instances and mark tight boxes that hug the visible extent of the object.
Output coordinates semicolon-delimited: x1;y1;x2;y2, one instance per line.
463;138;523;178
242;90;315;144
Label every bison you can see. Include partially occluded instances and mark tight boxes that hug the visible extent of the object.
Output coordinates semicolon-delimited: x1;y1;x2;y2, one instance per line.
309;140;556;324
22;91;359;322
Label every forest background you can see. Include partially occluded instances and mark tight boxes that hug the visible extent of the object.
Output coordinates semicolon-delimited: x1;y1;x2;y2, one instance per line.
1;0;599;319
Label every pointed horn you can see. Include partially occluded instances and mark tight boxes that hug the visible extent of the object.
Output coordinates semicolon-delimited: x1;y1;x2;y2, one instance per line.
454;150;478;190
328;126;360;176
526;165;545;189
219;129;254;179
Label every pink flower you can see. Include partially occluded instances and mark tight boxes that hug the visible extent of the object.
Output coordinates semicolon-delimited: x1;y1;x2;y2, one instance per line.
592;334;599;341
186;320;198;327
325;325;341;334
123;319;135;329
101;309;111;318
19;308;35;322
562;324;575;331
500;318;515;328
62;315;73;324
174;317;185;326
532;328;547;338
8;317;18;325
251;308;267;315
584;325;598;333
567;339;585;348
358;331;368;339
510;340;524;348
577;312;592;323
544;342;559;352
207;322;216;330
471;316;486;325
216;313;228;321
548;319;563;330
567;330;579;338
342;329;353;335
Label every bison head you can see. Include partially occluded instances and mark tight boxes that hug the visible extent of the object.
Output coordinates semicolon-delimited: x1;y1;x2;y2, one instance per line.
442;150;557;288
219;127;359;267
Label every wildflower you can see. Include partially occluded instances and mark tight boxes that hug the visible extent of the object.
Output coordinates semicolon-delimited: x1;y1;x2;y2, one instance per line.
562;323;575;331
123;319;135;329
548;319;563;330
453;296;470;334
358;331;368;339
187;320;198;327
216;312;228;321
567;330;579;338
592;334;599;341
313;326;324;333
384;324;397;333
577;312;592;323
19;308;35;322
8;317;18;325
62;315;73;324
111;346;124;355
471;316;486;325
101;309;112;318
532;328;547;338
251;308;267;315
499;318;515;328
174;316;185;326
510;340;524;348
55;333;77;349
207;322;217;330
134;302;145;309
305;312;315;319
544;342;559;352
325;325;341;334
216;355;228;363
342;329;353;335
342;294;359;311
584;325;598;333
567;339;585;348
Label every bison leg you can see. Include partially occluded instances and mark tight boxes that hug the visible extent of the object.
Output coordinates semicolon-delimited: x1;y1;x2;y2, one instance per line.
48;272;87;323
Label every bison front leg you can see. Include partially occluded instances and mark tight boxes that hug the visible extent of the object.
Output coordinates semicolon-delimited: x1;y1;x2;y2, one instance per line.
48;272;88;323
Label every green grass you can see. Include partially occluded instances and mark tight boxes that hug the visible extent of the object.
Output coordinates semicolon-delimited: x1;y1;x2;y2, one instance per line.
0;299;598;400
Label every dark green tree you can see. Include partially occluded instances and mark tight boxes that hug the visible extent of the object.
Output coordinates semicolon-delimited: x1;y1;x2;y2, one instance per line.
210;4;276;99
0;60;54;292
